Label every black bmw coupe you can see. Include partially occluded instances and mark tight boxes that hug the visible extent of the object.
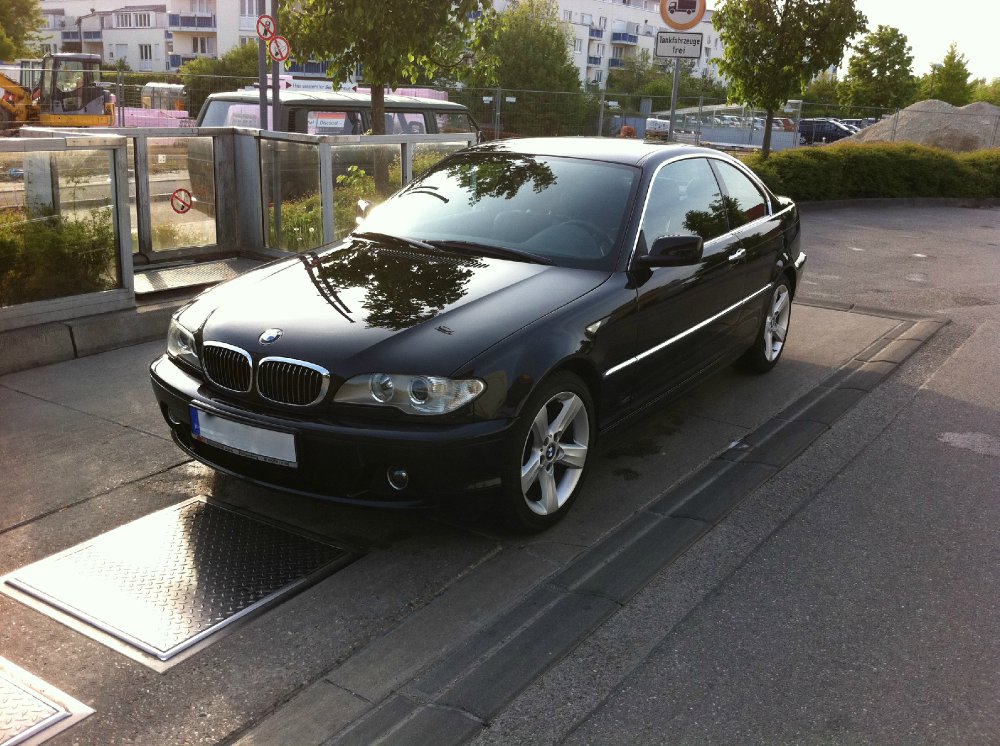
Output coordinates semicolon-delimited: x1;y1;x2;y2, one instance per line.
151;137;805;530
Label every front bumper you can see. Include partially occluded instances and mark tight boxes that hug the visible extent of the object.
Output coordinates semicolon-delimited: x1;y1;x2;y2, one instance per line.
150;355;513;506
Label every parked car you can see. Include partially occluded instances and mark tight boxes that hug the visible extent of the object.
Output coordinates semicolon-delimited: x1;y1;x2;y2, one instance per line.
188;89;481;213
771;116;796;132
151;138;805;531
798;117;854;144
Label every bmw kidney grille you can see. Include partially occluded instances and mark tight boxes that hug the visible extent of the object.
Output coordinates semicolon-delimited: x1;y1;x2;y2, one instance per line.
203;343;329;406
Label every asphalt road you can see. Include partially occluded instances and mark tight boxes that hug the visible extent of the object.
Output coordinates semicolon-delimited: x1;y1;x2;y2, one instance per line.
0;203;997;745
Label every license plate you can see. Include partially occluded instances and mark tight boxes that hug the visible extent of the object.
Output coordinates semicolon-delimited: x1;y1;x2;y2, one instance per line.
190;407;297;468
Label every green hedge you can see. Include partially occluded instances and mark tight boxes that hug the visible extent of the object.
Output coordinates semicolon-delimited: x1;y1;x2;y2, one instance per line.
742;143;1000;201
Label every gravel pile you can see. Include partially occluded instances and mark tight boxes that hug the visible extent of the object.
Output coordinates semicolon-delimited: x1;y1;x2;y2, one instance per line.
849;99;1000;151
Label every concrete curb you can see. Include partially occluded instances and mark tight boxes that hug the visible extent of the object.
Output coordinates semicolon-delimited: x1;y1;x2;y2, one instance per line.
798;196;1000;212
0;299;185;377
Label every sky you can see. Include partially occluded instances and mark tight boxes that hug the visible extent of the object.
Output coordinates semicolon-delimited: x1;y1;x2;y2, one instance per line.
849;0;998;80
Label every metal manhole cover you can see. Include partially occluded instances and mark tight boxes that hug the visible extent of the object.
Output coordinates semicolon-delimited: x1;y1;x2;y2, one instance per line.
0;657;92;746
4;498;351;663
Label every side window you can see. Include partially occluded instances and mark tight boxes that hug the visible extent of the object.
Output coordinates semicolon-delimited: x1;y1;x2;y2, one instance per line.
713;161;768;226
435;112;476;134
383;111;425;134
639;158;728;251
306;110;362;135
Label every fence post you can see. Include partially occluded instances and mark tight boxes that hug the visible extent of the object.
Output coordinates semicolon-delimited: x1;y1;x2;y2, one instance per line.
890;108;900;142
597;90;605;136
494;86;501;139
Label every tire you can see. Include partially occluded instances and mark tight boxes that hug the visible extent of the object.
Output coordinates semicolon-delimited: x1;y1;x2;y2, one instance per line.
737;278;792;373
498;372;596;532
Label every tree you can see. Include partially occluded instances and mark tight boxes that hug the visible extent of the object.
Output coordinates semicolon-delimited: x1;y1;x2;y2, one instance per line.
281;0;484;136
800;71;840;116
839;25;915;111
916;43;973;106
972;78;1000;106
461;0;592;137
713;0;867;156
180;42;259;117
0;0;44;59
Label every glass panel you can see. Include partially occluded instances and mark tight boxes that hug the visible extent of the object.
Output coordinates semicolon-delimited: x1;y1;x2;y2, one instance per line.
149;136;217;250
712;161;767;226
641;158;728;246
0;149;121;307
261;139;323;252
331;142;402;241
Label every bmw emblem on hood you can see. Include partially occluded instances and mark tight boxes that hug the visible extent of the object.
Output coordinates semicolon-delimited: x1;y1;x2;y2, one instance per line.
259;328;283;345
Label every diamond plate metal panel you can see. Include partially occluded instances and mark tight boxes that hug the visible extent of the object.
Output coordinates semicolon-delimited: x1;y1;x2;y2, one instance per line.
0;675;64;746
6;499;349;661
133;258;262;295
0;658;91;746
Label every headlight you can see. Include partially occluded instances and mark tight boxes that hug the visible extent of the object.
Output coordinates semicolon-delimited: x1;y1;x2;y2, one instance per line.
334;374;485;415
166;317;201;371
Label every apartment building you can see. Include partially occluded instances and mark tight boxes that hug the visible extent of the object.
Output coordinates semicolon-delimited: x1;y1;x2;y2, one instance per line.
36;0;261;72
495;0;721;89
33;0;720;86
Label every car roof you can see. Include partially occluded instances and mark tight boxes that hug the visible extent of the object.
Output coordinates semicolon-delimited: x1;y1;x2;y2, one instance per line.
203;89;469;111
469;137;723;168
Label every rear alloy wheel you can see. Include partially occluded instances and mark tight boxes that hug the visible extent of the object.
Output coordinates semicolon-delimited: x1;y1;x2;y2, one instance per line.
500;372;595;531
738;278;792;373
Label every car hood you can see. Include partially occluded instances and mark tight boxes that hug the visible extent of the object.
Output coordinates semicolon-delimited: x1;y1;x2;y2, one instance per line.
192;240;608;377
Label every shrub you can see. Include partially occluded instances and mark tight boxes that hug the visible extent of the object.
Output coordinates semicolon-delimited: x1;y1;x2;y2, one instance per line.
0;208;118;307
743;142;1000;201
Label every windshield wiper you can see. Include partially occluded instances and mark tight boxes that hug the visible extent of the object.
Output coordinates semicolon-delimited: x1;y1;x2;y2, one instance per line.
354;230;445;254
425;239;554;266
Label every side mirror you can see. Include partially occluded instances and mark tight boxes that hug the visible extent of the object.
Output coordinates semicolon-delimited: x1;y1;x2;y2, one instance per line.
636;235;704;267
355;199;371;225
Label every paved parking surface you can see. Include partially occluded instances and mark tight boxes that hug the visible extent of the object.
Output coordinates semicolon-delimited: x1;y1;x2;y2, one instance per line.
0;203;997;745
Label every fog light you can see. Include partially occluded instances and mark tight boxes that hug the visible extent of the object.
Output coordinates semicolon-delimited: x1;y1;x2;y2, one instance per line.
387;466;409;491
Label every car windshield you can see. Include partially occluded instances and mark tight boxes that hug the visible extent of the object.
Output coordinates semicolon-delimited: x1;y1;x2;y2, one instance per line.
356;150;639;270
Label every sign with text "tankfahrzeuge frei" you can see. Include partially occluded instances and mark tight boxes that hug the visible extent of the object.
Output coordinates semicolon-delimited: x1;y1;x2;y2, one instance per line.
656;0;705;58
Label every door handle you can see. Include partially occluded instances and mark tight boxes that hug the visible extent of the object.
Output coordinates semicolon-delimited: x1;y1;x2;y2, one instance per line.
728;248;747;262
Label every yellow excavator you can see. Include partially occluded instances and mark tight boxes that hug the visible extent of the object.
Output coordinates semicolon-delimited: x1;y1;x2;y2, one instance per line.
1;53;116;132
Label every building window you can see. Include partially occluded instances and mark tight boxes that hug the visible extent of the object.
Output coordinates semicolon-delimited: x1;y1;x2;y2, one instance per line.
139;43;152;60
581;13;593;25
241;0;257;14
564;10;572;22
117;13;132;27
193;36;209;53
597;44;606;57
135;13;150;27
595;70;603;83
573;38;583;53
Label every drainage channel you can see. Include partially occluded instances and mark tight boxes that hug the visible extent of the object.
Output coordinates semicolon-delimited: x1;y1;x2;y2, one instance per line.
2;498;357;672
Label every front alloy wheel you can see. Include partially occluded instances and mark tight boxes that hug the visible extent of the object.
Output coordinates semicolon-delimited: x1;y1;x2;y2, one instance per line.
500;373;595;531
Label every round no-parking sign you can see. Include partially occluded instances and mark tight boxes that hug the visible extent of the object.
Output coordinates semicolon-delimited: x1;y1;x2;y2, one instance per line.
170;188;193;214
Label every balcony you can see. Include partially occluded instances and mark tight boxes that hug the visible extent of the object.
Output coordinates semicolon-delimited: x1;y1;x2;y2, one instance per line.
169;53;210;68
608;58;625;69
589;27;604;39
286;61;331;75
83;31;102;40
168;13;216;30
611;32;638;45
61;30;80;41
587;56;602;66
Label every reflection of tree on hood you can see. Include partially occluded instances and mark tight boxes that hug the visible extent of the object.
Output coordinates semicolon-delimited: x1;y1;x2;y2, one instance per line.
435;151;557;206
317;244;479;331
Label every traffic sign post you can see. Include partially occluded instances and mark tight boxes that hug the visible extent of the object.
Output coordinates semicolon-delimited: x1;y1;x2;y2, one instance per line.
658;0;707;140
